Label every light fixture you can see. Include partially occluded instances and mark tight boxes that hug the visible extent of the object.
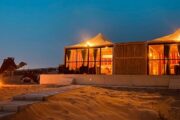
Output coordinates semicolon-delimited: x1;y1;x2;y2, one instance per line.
86;42;93;47
149;53;153;58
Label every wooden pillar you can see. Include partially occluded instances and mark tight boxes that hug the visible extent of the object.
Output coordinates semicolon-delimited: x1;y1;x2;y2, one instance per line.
100;47;102;74
147;45;149;75
76;48;78;73
64;48;67;68
87;47;89;74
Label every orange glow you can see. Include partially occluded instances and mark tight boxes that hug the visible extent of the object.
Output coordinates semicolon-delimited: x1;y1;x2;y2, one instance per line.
85;42;93;47
0;81;3;87
149;53;153;58
149;44;180;75
102;55;112;59
177;35;180;41
66;46;113;74
149;29;180;43
173;29;180;41
105;46;109;49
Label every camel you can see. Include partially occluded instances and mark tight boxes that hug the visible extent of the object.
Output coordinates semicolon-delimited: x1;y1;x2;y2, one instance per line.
0;57;27;74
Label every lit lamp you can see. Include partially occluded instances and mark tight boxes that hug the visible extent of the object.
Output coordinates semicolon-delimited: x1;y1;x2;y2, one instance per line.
85;42;93;47
149;53;153;58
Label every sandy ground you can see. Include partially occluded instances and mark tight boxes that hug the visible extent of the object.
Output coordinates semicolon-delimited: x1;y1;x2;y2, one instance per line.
2;86;180;120
0;84;60;101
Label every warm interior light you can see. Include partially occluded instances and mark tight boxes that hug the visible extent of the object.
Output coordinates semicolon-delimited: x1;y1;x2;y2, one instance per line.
177;35;180;41
102;55;112;59
0;80;3;87
105;46;109;49
149;53;153;58
86;42;93;47
85;42;93;47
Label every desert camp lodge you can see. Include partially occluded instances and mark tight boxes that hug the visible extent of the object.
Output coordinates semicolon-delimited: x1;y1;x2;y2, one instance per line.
63;29;180;75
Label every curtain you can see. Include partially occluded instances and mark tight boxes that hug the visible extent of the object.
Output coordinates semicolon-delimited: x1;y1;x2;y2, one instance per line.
178;44;180;56
81;49;87;66
93;48;98;68
66;50;71;68
164;45;170;75
66;50;71;61
164;45;170;58
93;48;98;61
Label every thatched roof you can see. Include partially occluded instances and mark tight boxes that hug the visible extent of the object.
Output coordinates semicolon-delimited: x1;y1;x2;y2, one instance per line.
65;33;113;48
148;29;180;43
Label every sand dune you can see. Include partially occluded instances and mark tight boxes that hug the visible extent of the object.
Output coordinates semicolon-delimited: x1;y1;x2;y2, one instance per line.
3;86;180;120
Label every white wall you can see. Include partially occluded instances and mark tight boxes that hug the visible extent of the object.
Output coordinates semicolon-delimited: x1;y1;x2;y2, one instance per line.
40;74;180;89
40;74;74;85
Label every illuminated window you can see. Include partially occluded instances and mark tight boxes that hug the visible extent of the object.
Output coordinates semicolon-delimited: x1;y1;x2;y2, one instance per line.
65;46;112;74
148;44;180;75
101;47;113;74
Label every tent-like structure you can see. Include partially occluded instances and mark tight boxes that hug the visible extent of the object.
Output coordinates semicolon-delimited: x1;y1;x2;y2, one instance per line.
64;33;113;75
62;29;180;75
147;29;180;75
148;29;180;43
65;33;113;48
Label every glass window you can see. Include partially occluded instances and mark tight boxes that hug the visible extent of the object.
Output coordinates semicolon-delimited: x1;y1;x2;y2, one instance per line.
101;47;113;74
69;49;76;62
77;49;83;62
169;44;180;75
149;60;165;75
101;47;112;61
69;62;76;70
149;45;164;59
148;44;180;75
65;46;113;74
77;61;83;69
149;45;164;75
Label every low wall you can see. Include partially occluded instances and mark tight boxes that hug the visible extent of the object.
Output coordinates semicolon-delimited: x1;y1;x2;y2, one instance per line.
40;74;180;89
39;74;74;85
0;75;23;84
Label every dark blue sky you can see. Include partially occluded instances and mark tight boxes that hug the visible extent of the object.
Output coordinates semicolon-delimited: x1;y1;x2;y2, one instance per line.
0;0;180;68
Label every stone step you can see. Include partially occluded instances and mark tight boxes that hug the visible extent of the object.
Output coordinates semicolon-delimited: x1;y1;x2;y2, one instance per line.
0;112;15;118
0;85;83;118
13;91;66;101
0;101;37;112
13;85;82;101
13;94;46;101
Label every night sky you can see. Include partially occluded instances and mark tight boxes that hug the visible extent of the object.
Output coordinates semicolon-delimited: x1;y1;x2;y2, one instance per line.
0;0;180;68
